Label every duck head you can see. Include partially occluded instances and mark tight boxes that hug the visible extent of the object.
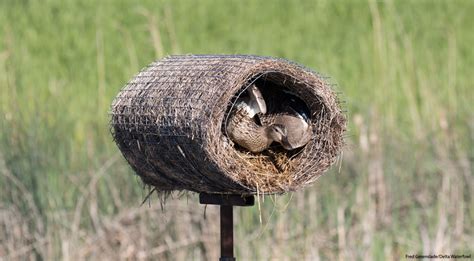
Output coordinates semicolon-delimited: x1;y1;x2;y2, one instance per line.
266;124;292;150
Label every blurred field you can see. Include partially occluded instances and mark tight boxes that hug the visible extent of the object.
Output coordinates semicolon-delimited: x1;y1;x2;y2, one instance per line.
0;0;473;260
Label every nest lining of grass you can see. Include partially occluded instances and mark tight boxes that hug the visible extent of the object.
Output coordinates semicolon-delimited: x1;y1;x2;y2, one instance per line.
111;55;346;195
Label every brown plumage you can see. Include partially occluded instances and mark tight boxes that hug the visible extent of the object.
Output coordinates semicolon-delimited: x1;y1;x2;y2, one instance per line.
261;111;312;150
227;105;289;152
226;85;289;153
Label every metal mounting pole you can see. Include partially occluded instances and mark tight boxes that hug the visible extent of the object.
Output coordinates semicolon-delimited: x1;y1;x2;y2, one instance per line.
220;205;234;261
199;193;255;261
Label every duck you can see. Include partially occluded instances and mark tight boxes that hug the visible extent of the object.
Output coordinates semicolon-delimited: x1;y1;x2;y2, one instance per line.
259;93;312;150
226;84;291;153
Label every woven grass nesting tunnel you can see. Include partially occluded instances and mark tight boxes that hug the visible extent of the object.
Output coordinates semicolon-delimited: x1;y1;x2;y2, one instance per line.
111;55;346;195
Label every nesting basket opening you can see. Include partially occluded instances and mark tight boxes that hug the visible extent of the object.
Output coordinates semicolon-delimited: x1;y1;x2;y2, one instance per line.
222;72;319;166
111;55;346;195
211;70;336;193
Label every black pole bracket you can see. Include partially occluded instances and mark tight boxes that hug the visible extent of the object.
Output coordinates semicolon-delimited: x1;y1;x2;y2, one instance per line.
199;193;255;206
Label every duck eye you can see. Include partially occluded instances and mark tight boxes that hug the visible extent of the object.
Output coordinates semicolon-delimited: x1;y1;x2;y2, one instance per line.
275;127;285;135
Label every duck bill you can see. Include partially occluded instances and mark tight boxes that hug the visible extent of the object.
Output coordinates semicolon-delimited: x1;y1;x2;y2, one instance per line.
281;137;294;150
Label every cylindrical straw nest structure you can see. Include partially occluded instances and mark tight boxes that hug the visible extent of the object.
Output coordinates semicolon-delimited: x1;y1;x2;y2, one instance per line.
111;55;346;195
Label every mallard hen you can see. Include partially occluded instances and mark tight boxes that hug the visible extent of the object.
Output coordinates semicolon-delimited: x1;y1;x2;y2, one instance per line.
226;84;290;153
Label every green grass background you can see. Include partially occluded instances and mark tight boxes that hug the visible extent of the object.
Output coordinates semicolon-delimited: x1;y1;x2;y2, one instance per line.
0;0;472;259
